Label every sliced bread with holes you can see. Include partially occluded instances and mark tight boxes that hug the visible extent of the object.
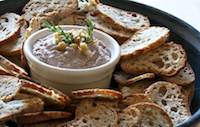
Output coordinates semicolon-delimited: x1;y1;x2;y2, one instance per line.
20;79;70;110
121;26;170;59
17;111;71;125
87;12;133;43
0;98;44;122
22;0;78;22
0;75;21;102
118;106;141;127
163;63;195;86
145;81;191;126
0;13;21;45
61;105;118;127
96;4;150;32
71;89;122;100
130;102;173;127
0;19;28;57
75;99;119;118
121;42;187;76
7;98;44;114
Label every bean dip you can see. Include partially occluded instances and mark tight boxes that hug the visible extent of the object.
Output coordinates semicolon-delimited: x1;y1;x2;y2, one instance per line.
32;34;111;69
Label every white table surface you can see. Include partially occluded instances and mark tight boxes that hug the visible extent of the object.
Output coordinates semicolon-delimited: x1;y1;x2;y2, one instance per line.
132;0;200;32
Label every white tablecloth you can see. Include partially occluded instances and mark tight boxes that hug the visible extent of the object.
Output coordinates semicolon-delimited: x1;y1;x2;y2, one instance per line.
132;0;200;32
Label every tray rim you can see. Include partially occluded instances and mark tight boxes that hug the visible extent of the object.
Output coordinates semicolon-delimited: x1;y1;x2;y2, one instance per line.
1;0;200;126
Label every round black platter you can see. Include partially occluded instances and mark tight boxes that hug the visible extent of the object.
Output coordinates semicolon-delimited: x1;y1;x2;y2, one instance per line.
1;0;200;126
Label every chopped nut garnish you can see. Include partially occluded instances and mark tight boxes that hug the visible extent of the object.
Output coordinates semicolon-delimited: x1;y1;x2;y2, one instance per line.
54;32;62;44
56;41;67;51
79;42;88;51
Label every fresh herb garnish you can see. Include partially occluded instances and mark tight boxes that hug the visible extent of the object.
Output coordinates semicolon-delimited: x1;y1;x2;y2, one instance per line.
43;21;73;44
85;19;94;43
42;20;94;45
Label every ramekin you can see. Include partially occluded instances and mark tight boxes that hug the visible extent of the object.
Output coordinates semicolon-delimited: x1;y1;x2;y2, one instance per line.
23;25;120;93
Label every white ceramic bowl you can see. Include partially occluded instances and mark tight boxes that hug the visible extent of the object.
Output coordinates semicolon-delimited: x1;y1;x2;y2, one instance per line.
24;25;120;93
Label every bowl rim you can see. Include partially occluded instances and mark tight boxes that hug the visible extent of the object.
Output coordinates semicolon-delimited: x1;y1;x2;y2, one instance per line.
23;25;121;73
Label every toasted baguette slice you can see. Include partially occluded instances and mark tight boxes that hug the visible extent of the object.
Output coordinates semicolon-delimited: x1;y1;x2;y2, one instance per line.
7;98;44;114
17;111;71;125
120;80;154;97
0;100;21;122
22;0;78;22
145;81;191;125
122;94;152;107
20;79;70;110
163;63;195;86
114;71;155;86
71;88;122;100
0;65;30;80
96;4;150;32
62;105;118;127
0;75;21;101
121;42;187;76
75;99;119;118
130;102;173;127
127;73;155;86
0;98;44;122
0;55;28;76
87;12;133;43
0;19;28;57
0;13;21;45
118;106;141;127
121;27;169;59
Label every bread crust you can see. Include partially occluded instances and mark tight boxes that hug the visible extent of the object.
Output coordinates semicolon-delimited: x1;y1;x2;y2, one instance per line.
0;13;21;46
121;26;170;60
0;75;21;102
131;102;173;127
20;79;70;110
0;55;28;76
162;63;195;86
0;19;28;57
121;42;187;76
17;111;71;125
71;88;122;100
126;73;155;86
22;0;78;22
96;4;150;32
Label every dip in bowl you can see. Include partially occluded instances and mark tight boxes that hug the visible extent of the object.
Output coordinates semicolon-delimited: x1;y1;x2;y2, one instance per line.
24;25;120;92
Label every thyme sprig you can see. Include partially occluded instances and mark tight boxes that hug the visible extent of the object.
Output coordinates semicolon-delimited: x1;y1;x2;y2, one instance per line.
42;19;94;44
85;19;94;43
43;21;73;44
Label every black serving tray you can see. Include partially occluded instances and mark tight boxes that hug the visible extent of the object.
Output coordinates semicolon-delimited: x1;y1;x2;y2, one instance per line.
1;0;200;126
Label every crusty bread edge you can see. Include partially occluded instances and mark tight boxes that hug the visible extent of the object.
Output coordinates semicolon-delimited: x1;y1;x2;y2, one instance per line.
71;89;122;100
121;27;170;60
